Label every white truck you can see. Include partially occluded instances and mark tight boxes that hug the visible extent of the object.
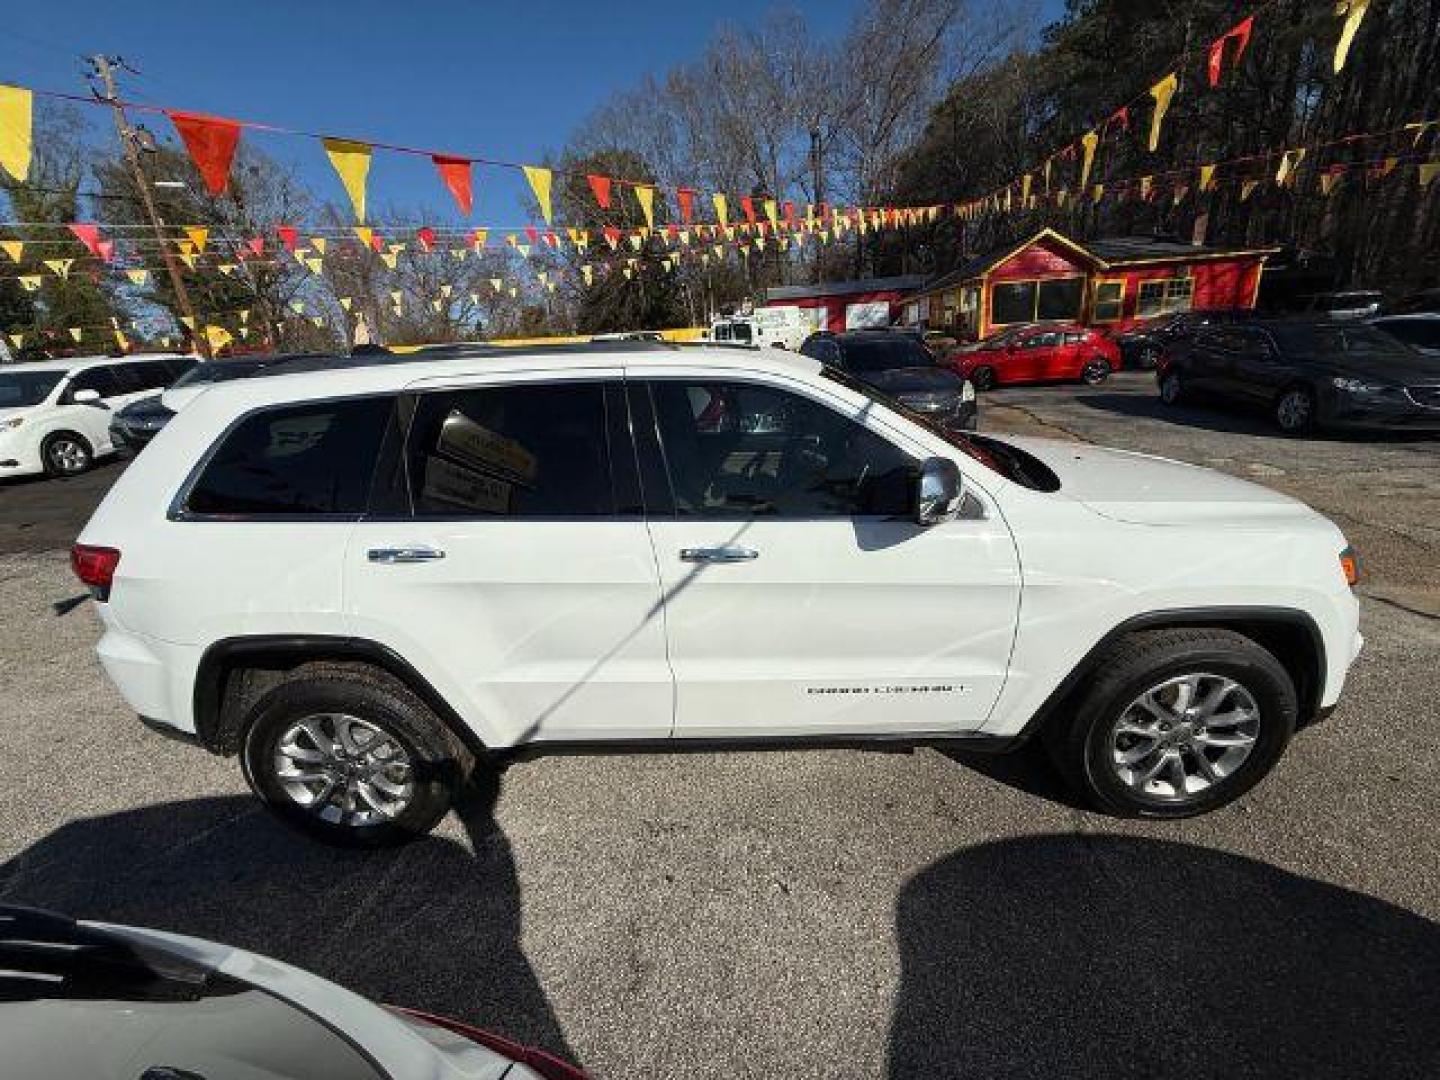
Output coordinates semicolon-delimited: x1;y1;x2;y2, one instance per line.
74;343;1362;845
709;305;814;350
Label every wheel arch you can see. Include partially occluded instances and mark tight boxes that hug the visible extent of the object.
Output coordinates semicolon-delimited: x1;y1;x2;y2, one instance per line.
193;635;486;759
1018;607;1326;744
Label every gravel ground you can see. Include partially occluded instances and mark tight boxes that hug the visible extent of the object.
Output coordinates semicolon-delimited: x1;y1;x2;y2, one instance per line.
1;373;1437;1079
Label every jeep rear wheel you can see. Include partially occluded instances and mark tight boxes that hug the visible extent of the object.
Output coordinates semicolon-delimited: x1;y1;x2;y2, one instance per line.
1046;628;1297;818
241;672;472;846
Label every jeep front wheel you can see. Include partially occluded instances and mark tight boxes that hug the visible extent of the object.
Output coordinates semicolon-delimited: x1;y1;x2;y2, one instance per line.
241;672;472;846
1047;628;1297;818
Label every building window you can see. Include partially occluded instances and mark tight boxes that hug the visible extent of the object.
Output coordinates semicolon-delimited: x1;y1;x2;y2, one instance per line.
1093;279;1126;322
1137;277;1194;318
990;276;1085;327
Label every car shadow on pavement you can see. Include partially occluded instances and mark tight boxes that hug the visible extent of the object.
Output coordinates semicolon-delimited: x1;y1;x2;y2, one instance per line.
1074;392;1287;438
0;768;576;1065
888;834;1440;1079
937;739;1090;812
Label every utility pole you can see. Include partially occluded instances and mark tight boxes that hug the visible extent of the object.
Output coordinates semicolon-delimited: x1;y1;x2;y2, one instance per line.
89;54;207;357
810;125;824;286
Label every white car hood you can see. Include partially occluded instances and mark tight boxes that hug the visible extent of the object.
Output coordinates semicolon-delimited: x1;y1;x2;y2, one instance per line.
1001;435;1311;526
160;383;208;411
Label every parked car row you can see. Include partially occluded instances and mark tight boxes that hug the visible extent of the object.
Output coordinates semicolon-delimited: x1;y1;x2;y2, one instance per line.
799;329;978;430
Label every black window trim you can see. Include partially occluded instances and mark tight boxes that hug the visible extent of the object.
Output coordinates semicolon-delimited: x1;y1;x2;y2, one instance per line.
635;372;924;523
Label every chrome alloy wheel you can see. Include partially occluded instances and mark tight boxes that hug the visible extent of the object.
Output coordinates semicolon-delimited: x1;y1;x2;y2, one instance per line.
273;713;414;826
1276;389;1312;431
1109;673;1260;801
47;437;89;474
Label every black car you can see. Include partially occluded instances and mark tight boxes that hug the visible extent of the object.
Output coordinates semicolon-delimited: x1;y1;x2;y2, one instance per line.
109;349;407;453
799;329;978;431
1114;309;1252;369
1156;318;1440;434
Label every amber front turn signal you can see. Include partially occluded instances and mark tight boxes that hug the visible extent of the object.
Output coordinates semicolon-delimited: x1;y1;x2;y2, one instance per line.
1339;546;1360;587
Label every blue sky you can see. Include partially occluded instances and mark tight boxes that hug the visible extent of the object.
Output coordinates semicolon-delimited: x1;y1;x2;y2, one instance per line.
2;0;1063;229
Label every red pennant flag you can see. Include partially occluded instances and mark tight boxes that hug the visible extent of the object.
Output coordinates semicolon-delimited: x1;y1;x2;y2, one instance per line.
676;188;695;224
603;225;621;249
167;111;242;196
432;156;473;215
587;174;613;210
277;225;299;252
96;239;114;263
543;231;559;248
246;237;264;257
524;225;539;245
67;223;105;259
741;196;758;224
370;231;385;253
783;200;796;226
416;226;435;252
1108;106;1130;133
1208;15;1255;87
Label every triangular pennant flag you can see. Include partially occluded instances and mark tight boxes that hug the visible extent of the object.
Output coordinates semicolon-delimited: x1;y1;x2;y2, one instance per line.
522;165;553;225
1333;0;1371;73
0;84;34;182
1276;148;1306;187
353;226;375;249
391;290;404;306
204;324;233;350
1078;131;1099;192
323;138;372;222
289;301;306;314
451;248;467;261
488;279;502;293
1418;163;1439;188
1241;179;1260;201
277;226;299;252
217;263;236;276
18;275;41;292
634;184;656;229
1208;16;1255;87
440;283;453;298
7;333;22;349
1139;176;1153;201
1147;73;1178;152
432;155;473;215
68;223;105;260
417;227;435;252
311;237;328;254
238;309;250;323
246;237;264;257
311;316;324;328
587;174;612;210
0;240;22;263
1092;183;1105;204
1199;163;1217;192
471;228;489;249
304;257;323;274
179;315;197;330
125;268;150;286
676;188;695;224
167;111;242;195
380;251;399;269
44;258;74;280
763;199;779;229
68;327;83;343
1320;169;1344;196
712;193;729;226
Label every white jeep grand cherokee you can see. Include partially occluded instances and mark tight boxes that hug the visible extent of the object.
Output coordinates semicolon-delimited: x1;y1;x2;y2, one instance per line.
74;344;1363;844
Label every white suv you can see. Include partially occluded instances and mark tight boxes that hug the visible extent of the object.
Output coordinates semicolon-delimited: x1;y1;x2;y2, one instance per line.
74;344;1363;844
0;354;193;478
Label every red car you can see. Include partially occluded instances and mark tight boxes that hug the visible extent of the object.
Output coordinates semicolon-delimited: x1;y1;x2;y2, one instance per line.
945;323;1121;389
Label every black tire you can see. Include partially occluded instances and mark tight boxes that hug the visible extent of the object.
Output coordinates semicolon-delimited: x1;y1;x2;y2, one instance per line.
1158;371;1185;406
1081;359;1111;385
241;670;473;847
1044;628;1297;819
1135;344;1162;370
40;431;94;477
970;365;996;391
1273;386;1316;434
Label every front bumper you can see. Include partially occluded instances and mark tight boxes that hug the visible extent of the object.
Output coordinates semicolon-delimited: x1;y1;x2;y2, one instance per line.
0;427;42;477
108;419;162;453
1318;388;1440;432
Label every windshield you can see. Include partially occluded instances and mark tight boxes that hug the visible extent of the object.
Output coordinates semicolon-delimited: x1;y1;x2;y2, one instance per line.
0;370;65;408
820;366;1058;491
172;358;273;388
839;337;934;372
1375;320;1440;350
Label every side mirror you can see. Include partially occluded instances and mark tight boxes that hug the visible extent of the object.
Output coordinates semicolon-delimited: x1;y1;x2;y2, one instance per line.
72;389;102;405
915;457;963;526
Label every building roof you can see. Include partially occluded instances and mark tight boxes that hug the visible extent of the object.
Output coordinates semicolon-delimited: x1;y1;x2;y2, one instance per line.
765;275;928;302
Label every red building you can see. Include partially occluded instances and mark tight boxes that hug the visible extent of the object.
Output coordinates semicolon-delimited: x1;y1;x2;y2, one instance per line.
764;275;928;333
905;229;1277;340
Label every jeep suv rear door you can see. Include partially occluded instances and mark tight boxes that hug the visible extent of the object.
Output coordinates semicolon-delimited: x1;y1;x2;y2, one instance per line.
344;373;673;746
634;369;1020;737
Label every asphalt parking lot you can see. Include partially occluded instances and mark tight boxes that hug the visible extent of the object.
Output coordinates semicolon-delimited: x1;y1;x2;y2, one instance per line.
1;371;1437;1079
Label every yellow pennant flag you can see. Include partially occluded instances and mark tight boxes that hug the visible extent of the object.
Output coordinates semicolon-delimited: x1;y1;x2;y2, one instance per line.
1078;131;1099;193
204;325;233;350
763;199;779;229
353;226;374;248
1092;183;1104;204
1319;170;1343;195
66;327;82;342
391;290;403;306
1378;157;1398;177
184;227;209;253
7;333;23;349
1;240;22;263
289;301;306;314
1241;179;1260;202
1333;0;1371;73
1020;173;1032;207
387;243;405;255
622;266;633;280
324;138;372;222
712;193;729;226
44;258;74;280
311;237;328;254
1276;148;1306;186
628;234;643;252
179;315;197;330
125;269;150;286
178;252;197;270
311;316;324;328
0;84;33;182
380;251;399;269
217;263;236;276
488;278;502;293
238;327;250;339
113;329;130;351
238;309;250;323
339;297;353;311
1419;163;1440;188
634;184;656;229
1139;176;1153;200
451;248;467;260
1147;73;1179;152
522;165;553;224
1199;163;1217;192
304;256;324;274
430;299;443;312
440;283;453;298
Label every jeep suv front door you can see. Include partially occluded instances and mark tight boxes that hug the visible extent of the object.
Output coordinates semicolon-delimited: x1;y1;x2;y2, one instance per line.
635;370;1021;737
345;374;673;746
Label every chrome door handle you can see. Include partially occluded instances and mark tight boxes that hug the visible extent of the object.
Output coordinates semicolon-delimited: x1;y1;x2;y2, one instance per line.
679;546;759;563
367;546;446;564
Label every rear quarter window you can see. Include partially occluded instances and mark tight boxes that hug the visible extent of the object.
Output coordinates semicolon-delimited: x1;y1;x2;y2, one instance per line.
181;396;394;518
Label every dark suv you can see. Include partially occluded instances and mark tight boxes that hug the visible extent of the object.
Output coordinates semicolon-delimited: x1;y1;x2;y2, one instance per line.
1156;319;1440;434
799;330;977;430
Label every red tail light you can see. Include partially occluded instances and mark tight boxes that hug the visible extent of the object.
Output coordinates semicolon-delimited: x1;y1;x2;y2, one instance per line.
71;544;121;601
387;1007;589;1080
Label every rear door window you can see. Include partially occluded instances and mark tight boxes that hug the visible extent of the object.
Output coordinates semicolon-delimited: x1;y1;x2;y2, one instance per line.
67;366;124;400
182;396;394;517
